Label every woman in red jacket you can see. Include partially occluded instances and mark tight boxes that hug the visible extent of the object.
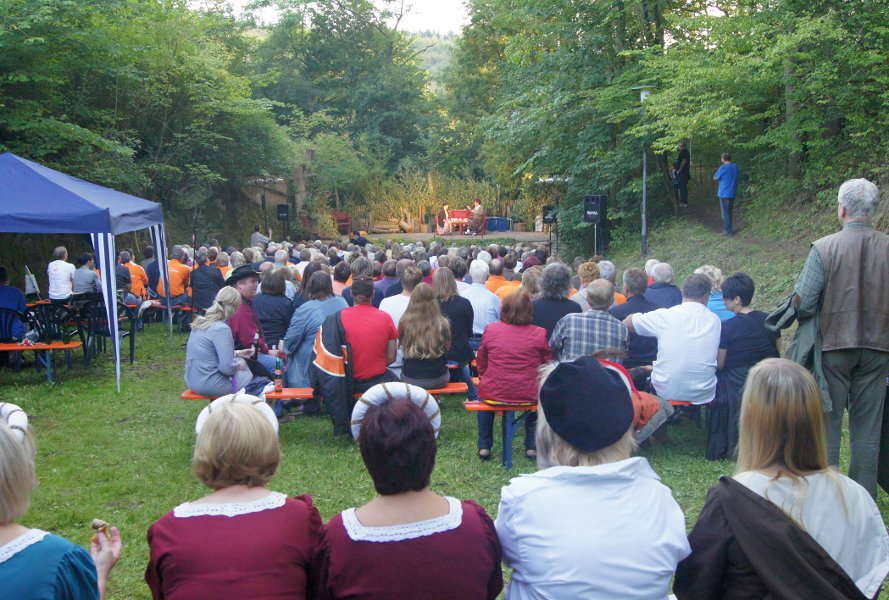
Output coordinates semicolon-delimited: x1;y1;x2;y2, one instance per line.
476;289;553;461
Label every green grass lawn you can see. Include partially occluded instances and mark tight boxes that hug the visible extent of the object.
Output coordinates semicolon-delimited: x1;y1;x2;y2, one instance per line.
4;201;888;598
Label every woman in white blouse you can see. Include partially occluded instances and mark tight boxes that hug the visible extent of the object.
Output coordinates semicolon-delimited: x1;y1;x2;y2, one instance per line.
675;358;889;599
495;357;690;599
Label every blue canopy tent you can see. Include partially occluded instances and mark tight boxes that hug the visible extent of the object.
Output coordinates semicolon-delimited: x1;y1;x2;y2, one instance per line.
0;152;173;390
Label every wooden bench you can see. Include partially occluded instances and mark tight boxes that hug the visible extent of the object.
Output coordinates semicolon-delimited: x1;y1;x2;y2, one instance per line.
0;341;83;383
464;400;537;469
181;387;315;402
181;382;468;403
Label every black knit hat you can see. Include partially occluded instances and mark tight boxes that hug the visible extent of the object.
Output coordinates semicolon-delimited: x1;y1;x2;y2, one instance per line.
539;356;634;453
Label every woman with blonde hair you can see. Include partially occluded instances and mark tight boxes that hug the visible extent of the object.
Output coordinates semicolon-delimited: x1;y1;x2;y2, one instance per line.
184;287;255;397
399;283;452;390
675;358;889;599
519;265;543;299
146;397;320;598
495;357;689;598
0;406;121;599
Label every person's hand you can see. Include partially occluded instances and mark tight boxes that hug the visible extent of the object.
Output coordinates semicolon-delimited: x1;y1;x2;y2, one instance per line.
90;525;122;598
235;348;254;359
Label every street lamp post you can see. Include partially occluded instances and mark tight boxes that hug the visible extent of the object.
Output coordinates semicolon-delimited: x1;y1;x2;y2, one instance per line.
631;86;654;258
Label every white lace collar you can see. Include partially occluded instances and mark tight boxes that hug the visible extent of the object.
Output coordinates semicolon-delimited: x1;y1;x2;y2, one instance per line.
342;496;463;542
0;529;49;564
173;491;287;518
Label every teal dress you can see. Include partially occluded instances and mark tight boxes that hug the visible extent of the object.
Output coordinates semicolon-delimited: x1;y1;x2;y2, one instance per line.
283;296;348;387
0;530;98;599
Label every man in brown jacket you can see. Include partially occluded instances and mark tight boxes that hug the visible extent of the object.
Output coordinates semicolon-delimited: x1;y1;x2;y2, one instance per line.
794;178;889;497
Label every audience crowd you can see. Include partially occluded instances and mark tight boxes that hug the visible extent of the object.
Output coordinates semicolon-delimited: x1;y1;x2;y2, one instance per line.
1;177;888;598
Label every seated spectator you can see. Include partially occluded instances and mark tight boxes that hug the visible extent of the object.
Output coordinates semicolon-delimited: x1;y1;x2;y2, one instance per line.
434;267;478;401
644;258;660;284
228;251;245;272
477;290;552;461
215;252;231;279
531;263;582;339
342;257;384;307
625;274;721;404
644;262;682;308
115;259;138;305
381;258;413;298
374;260;398;296
485;259;508;293
283;271;348;413
674;359;889;599
291;262;325;310
0;408;121;599
120;251;149;300
73;253;102;295
252;270;294;349
609;268;660;375
156;246;192;306
502;253;518;281
549;279;628;362
570;261;601;311
496;357;690;599
417;260;433;285
706;272;779;460
570;255;586;290
379;266;423;375
146;398;320;599
341;276;399;395
450;257;471;295
190;250;226;311
695;264;735;321
332;261;350;296
141;246;156;273
185;287;255;397
317;386;503;598
0;267;26;340
463;260;502;349
399;283;452;390
598;260;627;305
47;246;75;305
226;265;284;382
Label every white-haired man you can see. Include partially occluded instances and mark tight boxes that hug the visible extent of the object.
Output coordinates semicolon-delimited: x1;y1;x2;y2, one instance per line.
794;178;889;498
462;259;501;349
644;262;682;309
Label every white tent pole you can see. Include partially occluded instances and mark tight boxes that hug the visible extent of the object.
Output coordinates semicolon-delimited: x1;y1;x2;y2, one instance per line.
91;233;121;392
150;224;173;339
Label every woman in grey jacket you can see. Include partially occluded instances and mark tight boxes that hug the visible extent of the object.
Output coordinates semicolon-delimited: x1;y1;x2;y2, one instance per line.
185;287;254;397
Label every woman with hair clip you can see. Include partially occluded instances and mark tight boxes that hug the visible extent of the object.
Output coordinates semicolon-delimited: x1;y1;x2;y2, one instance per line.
398;283;452;390
146;395;320;598
314;383;503;599
674;358;889;600
0;404;121;598
184;287;256;397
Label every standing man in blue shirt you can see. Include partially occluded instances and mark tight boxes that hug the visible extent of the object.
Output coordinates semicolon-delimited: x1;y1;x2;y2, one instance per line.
713;152;740;235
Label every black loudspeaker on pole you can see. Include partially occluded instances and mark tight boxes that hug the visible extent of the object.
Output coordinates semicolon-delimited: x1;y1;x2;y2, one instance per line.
583;195;606;223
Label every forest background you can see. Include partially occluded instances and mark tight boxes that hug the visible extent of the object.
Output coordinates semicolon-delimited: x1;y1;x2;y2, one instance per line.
1;0;888;278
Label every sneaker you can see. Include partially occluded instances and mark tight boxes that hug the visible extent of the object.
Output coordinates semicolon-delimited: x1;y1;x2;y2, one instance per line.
277;414;296;424
679;203;688;207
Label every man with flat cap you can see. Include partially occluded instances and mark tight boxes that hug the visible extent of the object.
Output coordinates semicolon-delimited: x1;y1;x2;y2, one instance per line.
495;356;690;599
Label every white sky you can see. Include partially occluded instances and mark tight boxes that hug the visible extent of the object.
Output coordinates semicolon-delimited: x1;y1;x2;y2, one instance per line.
224;0;469;34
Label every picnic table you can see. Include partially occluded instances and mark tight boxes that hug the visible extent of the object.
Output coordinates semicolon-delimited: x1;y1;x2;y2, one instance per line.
0;340;83;383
